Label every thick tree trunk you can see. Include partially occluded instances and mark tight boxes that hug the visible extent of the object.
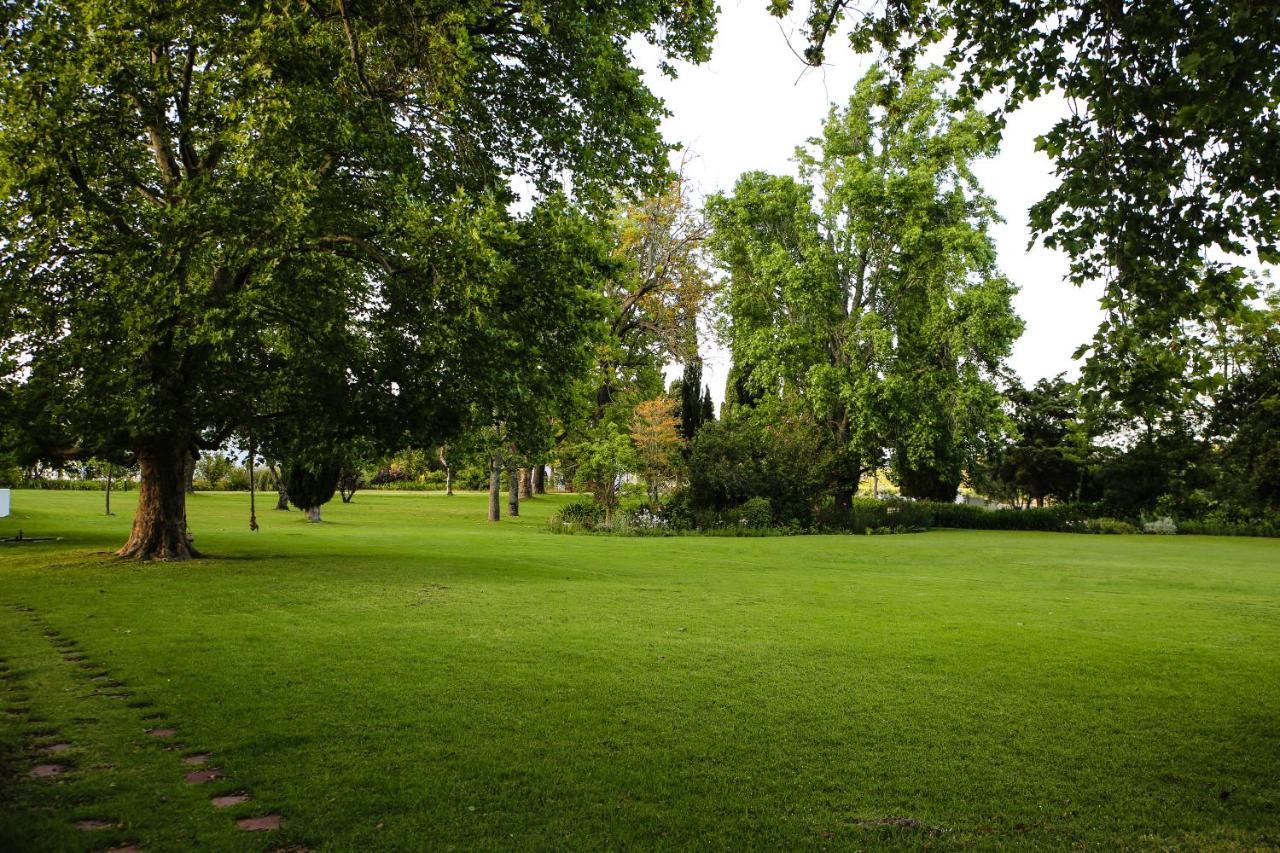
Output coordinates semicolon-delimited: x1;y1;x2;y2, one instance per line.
488;455;501;522
518;467;532;498
305;505;322;523
183;449;197;493
834;487;853;512
507;466;519;516
117;446;199;560
532;465;545;494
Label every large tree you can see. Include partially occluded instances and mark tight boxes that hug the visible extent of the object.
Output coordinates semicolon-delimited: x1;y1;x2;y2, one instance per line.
0;0;715;558
780;0;1280;410
706;65;1021;506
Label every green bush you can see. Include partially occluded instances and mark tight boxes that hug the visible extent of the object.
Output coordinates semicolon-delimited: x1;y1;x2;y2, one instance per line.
687;404;832;525
658;489;697;531
550;498;605;532
1142;516;1178;534
1084;517;1139;534
733;497;773;529
1176;518;1280;537
10;478;135;491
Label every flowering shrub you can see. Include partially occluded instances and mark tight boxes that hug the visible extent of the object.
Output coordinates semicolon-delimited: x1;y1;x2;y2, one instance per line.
1142;516;1178;535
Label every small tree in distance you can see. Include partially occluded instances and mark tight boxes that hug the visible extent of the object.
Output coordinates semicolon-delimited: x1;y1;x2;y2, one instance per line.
631;397;683;505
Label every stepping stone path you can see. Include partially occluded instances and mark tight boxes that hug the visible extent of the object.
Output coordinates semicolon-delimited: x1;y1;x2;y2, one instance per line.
211;793;251;808
236;814;283;831
28;763;66;778
11;606;287;841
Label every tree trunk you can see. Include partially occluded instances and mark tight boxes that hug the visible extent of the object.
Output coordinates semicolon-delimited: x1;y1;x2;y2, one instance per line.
507;465;519;517
305;505;322;523
834;487;853;512
439;446;454;496
532;465;545;494
183;449;197;493
105;470;113;516
117;446;199;560
518;467;532;498
268;461;290;510
488;455;501;522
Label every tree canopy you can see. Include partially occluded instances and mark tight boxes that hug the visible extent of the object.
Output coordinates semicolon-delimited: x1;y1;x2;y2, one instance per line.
706;65;1021;505
779;0;1280;410
0;0;716;558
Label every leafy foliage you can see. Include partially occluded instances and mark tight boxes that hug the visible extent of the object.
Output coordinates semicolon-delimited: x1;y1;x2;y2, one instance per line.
706;65;1020;502
781;0;1280;411
0;0;716;556
630;396;683;503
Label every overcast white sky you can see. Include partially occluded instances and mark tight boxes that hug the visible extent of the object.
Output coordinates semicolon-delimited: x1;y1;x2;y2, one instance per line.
632;1;1107;406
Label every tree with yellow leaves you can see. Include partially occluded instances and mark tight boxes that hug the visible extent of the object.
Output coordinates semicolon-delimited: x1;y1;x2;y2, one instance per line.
631;396;684;505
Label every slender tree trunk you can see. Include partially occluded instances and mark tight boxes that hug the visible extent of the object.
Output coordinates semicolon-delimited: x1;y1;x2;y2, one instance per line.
117;445;198;560
439;446;454;496
488;454;501;522
183;449;197;493
507;465;519;517
248;440;259;532
532;465;545;494
518;467;532;498
105;469;113;516
268;461;289;510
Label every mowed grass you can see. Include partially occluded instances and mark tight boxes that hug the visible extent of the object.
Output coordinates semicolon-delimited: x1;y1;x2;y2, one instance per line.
0;490;1277;851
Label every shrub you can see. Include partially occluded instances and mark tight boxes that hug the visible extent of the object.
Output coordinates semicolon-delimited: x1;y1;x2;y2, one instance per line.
1142;516;1178;535
617;505;671;534
847;499;890;532
687;404;831;525
550;498;605;532
1176;518;1280;537
8;478;136;491
1085;517;1138;535
659;489;697;531
734;496;773;529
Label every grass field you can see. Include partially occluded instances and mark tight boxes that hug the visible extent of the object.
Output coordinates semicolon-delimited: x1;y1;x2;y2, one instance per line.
0;489;1277;851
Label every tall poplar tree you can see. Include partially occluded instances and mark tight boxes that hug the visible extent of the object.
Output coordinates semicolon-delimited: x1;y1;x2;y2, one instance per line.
706;65;1021;505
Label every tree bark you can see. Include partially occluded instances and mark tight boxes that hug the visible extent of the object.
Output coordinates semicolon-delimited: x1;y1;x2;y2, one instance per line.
439;446;454;496
105;469;114;516
488;454;501;522
183;449;197;493
268;461;290;510
305;505;322;522
532;465;546;494
507;465;519;516
117;446;199;560
518;467;532;498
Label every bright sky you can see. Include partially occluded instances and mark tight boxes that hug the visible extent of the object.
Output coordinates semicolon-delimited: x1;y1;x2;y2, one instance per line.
635;1;1107;407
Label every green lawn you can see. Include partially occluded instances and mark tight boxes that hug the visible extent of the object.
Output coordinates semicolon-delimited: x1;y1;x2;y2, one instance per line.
0;490;1277;850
